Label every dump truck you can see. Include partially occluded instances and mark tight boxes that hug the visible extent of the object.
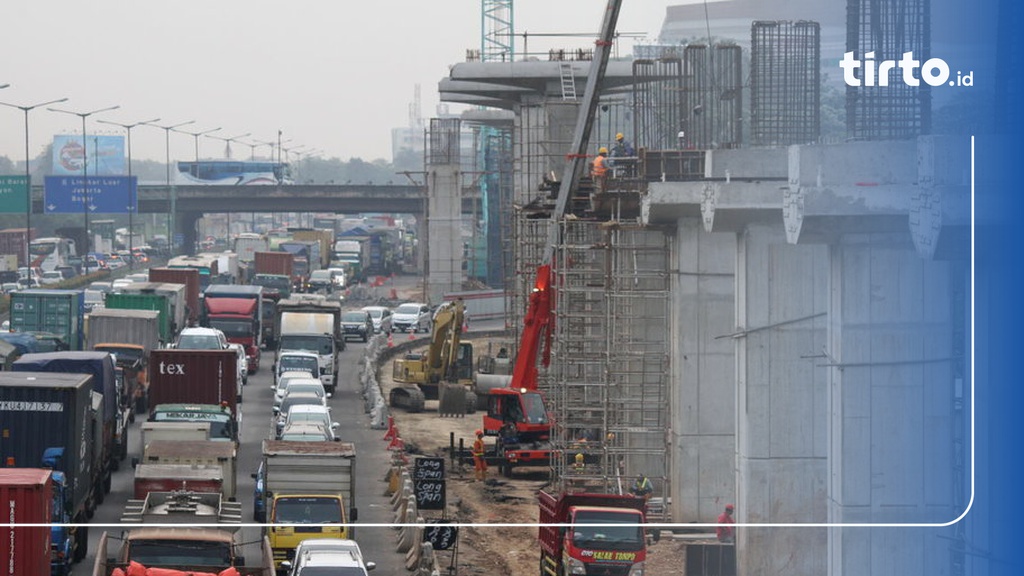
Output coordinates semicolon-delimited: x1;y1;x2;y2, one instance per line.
538;491;649;576
92;528;274;576
257;440;358;570
0;468;53;576
0;372;99;573
120;489;242;524
133;463;223;499
140;440;238;501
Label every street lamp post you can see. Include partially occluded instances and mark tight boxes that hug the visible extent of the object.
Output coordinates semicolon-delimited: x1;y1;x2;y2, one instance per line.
97;117;160;270
48;104;120;275
174;126;222;163
207;132;251;159
252;139;277;161
0;96;69;270
141;120;195;254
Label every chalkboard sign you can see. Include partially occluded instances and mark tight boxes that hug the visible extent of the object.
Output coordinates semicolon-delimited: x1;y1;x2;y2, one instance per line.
423;520;458;551
414;457;445;480
414;478;446;510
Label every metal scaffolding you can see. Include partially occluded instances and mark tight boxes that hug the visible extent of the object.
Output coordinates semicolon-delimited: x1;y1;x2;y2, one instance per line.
750;21;821;146
845;0;931;139
546;219;672;500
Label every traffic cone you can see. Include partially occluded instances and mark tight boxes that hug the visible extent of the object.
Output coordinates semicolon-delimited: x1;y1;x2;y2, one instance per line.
387;333;394;348
408;329;415;341
383;417;396;441
387;435;405;451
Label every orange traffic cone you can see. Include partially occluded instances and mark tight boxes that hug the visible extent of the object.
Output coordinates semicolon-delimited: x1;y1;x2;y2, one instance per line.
383;417;397;441
408;329;415;341
387;333;394;348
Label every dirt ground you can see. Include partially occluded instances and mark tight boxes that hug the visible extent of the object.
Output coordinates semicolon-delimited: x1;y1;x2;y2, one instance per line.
377;343;690;576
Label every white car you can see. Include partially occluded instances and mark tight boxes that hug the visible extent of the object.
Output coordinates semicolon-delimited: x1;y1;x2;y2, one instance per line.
392;302;432;333
275;370;323;400
273;379;328;413
175;327;228;350
227;342;248;387
275;402;338;439
282;538;376;575
39;271;65;285
361;306;393;334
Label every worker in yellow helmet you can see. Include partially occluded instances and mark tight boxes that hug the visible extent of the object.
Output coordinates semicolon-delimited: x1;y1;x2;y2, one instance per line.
610;132;636;176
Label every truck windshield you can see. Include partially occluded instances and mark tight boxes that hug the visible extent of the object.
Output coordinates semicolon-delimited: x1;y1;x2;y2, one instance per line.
522;391;548;424
274;496;342;523
279;355;319;374
129;539;233;567
152;412;234;440
280;335;333;355
209;319;253;337
571;511;645;550
176;334;222;349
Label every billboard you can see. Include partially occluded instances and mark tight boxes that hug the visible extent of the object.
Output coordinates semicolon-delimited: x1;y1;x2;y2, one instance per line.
51;135;126;176
43;176;136;214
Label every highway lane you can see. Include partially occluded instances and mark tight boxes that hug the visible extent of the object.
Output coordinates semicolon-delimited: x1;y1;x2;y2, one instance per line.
76;333;406;574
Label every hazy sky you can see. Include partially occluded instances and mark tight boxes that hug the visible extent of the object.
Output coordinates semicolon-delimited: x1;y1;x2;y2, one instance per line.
0;1;672;166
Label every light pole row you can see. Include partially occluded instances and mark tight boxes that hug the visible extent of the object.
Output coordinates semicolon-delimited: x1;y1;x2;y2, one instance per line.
0;86;303;263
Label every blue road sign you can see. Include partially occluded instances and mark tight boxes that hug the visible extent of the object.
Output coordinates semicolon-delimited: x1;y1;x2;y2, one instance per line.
44;175;137;214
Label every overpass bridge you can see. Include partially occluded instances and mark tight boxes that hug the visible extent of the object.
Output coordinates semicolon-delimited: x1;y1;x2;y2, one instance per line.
28;182;483;251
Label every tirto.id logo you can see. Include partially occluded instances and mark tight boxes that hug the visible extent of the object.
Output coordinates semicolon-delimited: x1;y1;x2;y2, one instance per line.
840;52;973;87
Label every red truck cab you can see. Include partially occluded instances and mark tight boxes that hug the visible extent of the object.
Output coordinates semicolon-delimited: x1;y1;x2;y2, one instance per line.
203;290;263;374
539;490;648;576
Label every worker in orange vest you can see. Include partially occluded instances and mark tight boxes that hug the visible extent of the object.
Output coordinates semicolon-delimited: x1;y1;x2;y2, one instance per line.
591;147;609;190
472;429;488;482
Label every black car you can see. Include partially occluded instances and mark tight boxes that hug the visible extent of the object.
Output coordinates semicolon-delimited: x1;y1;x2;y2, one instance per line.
340;310;373;343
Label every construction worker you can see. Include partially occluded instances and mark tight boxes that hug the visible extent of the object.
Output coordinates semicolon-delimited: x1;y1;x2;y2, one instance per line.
610;132;636;176
717;503;735;544
591;147;609;190
572;451;586;473
472;429;488;482
630;473;654;502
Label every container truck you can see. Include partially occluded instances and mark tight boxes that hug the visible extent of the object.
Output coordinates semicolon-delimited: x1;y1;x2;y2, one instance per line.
0;372;97;571
88;308;161;426
0;469;52;576
202;284;264;373
289;228;333;269
167;254;220;290
92;529;274;575
277;240;320;288
149;267;201;325
117;282;187;337
260;289;283;349
200;251;239;284
254;250;294;277
12;352;121;486
538;490;648;576
147;348;240;412
9;289;84;350
104;292;173;344
141;440;237;501
0;227;35;267
234;233;269;264
257;440;358;570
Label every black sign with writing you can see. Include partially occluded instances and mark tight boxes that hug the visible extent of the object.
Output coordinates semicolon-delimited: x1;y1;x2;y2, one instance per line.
414;478;446;510
414;457;445;480
423;520;458;551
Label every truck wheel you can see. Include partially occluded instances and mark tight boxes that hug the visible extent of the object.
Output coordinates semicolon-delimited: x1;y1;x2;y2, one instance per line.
72;526;89;563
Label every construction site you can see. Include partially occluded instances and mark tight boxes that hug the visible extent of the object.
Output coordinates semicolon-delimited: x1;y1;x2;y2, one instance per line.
397;0;976;575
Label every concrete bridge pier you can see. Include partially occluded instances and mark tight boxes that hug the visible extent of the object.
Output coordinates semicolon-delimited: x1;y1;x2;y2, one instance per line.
179;211;201;256
647;137;969;575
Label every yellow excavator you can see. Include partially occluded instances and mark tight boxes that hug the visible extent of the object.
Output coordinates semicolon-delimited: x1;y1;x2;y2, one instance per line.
390;298;475;413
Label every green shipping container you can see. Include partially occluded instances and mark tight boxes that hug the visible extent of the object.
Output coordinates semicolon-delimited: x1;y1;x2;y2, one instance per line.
8;289;84;350
105;292;172;342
